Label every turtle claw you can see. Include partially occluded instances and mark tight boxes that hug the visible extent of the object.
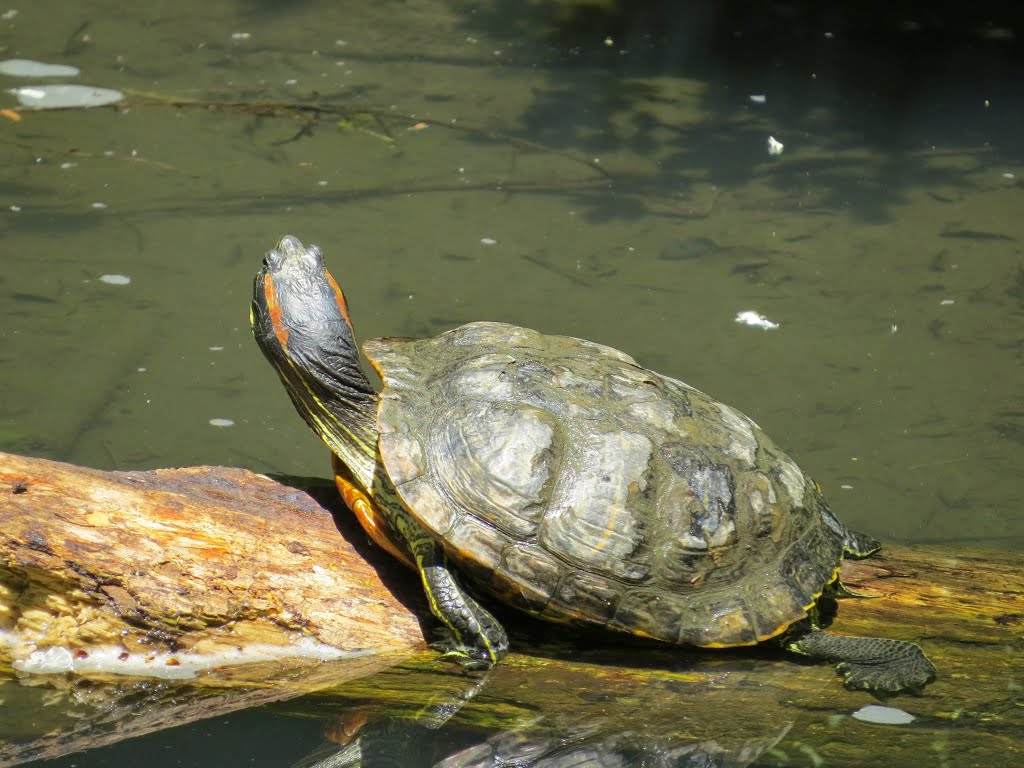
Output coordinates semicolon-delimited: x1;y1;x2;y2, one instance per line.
430;638;496;672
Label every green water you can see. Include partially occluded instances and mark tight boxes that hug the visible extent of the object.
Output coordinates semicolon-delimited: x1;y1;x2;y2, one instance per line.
1;1;1022;765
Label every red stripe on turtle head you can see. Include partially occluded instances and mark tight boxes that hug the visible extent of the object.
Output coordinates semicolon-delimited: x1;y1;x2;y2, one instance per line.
262;272;289;347
326;271;354;330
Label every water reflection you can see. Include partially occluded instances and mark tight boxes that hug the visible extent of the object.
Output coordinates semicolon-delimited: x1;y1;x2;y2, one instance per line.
292;660;791;768
301;715;790;768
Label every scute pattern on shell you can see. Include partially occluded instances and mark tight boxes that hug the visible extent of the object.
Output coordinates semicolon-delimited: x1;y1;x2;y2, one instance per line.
364;322;845;647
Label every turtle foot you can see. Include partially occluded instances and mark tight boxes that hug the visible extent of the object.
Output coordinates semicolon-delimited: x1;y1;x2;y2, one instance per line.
789;630;936;695
430;624;507;671
421;562;509;668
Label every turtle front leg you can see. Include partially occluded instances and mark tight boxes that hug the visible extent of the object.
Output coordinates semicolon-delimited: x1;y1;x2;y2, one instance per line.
371;476;509;668
419;558;509;669
788;630;936;694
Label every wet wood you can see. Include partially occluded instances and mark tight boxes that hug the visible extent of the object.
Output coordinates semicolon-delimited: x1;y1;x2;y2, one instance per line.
1;450;1022;767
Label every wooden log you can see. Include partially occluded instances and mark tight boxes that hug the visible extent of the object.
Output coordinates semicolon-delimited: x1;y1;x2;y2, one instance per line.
1;451;1022;767
0;451;425;679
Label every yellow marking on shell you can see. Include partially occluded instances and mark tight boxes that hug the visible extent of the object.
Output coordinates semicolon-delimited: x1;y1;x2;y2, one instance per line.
364;352;387;383
693;563;844;648
700;638;760;649
801;564;843;614
591;508;618;554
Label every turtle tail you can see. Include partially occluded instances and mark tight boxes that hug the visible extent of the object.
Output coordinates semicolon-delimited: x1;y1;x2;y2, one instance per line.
843;529;881;559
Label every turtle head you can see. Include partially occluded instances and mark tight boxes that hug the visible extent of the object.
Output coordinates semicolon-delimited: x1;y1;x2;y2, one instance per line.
252;234;356;359
251;235;379;487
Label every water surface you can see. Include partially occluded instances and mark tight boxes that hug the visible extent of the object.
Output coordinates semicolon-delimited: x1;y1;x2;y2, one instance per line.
1;1;1022;765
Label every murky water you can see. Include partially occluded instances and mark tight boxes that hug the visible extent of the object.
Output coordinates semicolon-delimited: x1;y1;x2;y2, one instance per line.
2;1;1022;765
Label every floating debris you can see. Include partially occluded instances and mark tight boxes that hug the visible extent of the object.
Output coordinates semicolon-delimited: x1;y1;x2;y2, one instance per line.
8;84;124;109
749;94;767;104
208;418;235;427
735;310;779;330
480;237;497;245
98;274;131;285
851;705;916;725
766;135;785;156
0;59;80;77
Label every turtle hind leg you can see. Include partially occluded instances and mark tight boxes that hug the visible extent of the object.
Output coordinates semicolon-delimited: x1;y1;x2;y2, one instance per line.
788;630;936;695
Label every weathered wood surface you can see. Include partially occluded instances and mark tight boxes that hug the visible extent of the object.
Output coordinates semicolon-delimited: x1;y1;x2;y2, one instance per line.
1;451;1022;767
0;451;425;673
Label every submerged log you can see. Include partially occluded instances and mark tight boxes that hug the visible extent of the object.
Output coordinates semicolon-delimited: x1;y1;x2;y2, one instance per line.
1;451;1022;767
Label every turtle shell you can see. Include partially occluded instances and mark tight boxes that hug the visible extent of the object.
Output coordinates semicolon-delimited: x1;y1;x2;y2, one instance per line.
364;322;847;648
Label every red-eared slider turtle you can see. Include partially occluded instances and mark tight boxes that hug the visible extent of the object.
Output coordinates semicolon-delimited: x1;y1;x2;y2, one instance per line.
251;235;936;694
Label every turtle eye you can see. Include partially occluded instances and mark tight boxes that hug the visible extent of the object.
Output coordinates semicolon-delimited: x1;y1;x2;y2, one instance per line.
297;244;324;271
264;248;285;271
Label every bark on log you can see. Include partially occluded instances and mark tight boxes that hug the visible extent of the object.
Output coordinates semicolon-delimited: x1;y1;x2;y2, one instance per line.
0;451;425;678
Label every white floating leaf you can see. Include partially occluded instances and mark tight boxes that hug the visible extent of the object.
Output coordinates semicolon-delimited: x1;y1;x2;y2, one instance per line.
734;310;779;330
0;59;80;77
98;274;131;285
8;84;124;109
851;705;915;725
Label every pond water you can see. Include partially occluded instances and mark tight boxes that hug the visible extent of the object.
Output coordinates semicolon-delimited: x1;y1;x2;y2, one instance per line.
1;1;1022;766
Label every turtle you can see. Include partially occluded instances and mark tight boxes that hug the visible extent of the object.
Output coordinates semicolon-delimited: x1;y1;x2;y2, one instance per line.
250;235;936;695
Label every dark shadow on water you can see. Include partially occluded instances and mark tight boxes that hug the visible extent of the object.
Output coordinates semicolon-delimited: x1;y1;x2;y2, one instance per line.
451;0;1024;222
